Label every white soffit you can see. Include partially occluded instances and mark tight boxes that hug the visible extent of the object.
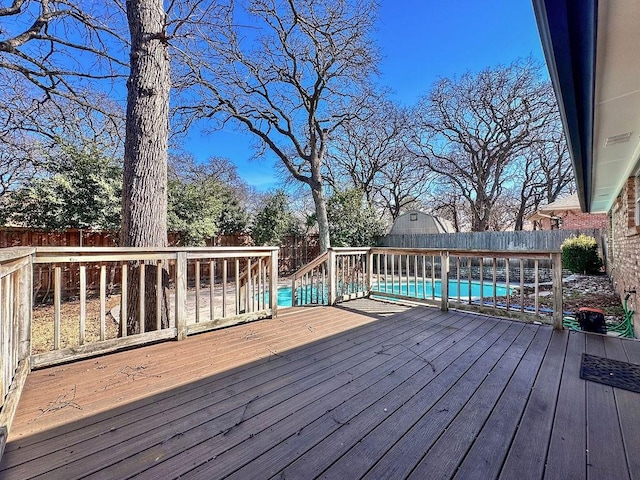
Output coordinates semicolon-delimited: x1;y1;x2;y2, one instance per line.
592;0;640;213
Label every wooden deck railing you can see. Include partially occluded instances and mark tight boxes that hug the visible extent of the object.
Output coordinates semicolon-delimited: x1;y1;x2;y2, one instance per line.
290;248;372;306
0;247;34;458
290;251;329;306
290;247;562;326
31;247;278;368
323;247;563;327
0;243;563;463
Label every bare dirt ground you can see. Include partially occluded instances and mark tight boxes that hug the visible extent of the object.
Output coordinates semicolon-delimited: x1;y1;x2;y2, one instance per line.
31;295;120;354
560;274;625;317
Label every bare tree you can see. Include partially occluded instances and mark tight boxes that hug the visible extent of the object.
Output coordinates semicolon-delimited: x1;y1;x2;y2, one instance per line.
325;99;433;220
324;99;404;202
511;120;574;230
425;183;468;232
411;60;556;231
176;0;379;252
0;0;128;109
0;0;220;332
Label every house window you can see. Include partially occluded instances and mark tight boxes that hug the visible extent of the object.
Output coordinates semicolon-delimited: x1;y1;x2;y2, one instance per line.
410;213;418;221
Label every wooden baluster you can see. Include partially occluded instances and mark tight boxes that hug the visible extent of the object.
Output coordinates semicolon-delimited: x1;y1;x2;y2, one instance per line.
534;259;539;315
79;264;86;345
422;254;427;300
468;257;472;305
195;260;200;324
175;252;187;340
120;262;127;338
100;264;106;341
456;257;461;303
441;252;449;312
520;259;525;313
376;253;381;293
209;259;215;321
551;252;563;329
139;262;145;334
479;257;484;307
156;260;162;330
390;254;395;294
54;265;61;349
431;255;436;300
235;259;240;315
222;259;228;317
492;257;497;308
505;258;511;311
248;259;253;312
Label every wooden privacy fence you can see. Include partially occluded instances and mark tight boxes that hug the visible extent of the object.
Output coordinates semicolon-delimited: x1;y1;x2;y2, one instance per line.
0;229;318;285
380;228;605;252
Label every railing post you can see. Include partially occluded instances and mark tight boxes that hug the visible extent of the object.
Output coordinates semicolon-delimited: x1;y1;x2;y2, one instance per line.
17;253;33;360
440;251;449;312
269;249;279;318
175;251;187;340
291;274;298;307
551;252;563;329
366;249;373;294
327;248;337;305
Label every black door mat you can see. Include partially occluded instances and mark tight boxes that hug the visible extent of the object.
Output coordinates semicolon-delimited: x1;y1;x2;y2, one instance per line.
580;354;640;394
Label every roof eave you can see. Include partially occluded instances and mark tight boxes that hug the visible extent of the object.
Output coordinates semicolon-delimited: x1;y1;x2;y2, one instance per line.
532;0;598;212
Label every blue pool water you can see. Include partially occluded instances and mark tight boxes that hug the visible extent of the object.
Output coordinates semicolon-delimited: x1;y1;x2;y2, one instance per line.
273;279;512;307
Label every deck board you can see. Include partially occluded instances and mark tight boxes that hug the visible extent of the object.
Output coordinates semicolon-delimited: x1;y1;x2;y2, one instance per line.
272;313;493;480
585;335;630;480
603;336;640;479
1;299;639;480
498;329;568;480
545;331;588;480
406;324;539;480
357;321;523;480
452;325;553;480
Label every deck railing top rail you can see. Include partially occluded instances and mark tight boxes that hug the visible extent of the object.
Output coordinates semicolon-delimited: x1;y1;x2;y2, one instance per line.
290;251;328;281
0;247;35;264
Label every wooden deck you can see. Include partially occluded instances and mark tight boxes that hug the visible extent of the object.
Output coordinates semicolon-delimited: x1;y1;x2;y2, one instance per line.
1;299;639;479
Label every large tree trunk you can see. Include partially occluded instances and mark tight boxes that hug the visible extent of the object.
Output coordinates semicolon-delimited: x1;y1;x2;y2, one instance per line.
122;0;171;334
311;184;330;253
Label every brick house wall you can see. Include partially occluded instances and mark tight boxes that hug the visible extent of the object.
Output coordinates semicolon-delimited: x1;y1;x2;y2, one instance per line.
538;211;608;230
608;177;640;334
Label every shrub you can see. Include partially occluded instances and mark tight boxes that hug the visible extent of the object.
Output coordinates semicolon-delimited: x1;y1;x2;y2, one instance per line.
561;234;603;274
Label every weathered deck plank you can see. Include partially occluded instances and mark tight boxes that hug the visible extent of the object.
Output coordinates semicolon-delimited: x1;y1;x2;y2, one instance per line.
545;331;587;480
498;329;568;480
4;307;426;478
1;299;638;480
585;335;630;480
452;325;553;480
270;313;494;480
328;320;520;480
603;335;640;479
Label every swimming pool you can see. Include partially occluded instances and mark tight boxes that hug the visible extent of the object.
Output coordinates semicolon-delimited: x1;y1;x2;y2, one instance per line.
273;279;513;307
373;279;512;300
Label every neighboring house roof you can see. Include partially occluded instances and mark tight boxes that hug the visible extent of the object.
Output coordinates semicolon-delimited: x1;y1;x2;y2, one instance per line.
527;194;581;221
532;0;640;213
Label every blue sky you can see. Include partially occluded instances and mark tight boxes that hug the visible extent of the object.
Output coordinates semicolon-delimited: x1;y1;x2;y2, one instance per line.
185;0;546;192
